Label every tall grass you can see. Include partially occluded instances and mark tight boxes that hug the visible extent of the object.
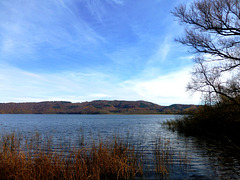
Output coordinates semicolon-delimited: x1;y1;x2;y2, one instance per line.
0;132;190;179
0;132;143;180
154;137;172;176
153;137;190;177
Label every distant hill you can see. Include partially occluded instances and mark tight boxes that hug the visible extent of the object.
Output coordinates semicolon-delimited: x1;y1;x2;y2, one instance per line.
0;100;199;114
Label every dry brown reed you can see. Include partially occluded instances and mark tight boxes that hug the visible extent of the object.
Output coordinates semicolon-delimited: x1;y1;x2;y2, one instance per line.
0;132;190;179
0;132;143;180
154;137;172;176
153;137;190;177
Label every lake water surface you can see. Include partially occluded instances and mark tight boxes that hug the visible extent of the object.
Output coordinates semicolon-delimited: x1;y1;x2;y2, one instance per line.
0;114;239;179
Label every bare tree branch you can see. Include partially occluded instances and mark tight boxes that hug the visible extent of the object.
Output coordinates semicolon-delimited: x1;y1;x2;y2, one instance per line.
174;0;240;105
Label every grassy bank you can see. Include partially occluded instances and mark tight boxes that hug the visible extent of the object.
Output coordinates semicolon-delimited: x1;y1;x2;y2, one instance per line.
0;132;188;179
164;102;240;150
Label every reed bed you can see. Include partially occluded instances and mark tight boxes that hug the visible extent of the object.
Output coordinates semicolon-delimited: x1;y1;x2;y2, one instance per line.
153;137;190;177
154;137;172;176
0;132;190;179
0;132;142;180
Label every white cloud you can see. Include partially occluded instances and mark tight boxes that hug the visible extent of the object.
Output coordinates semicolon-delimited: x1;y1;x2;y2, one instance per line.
159;36;171;62
85;0;106;22
0;64;201;105
0;0;201;106
111;0;125;5
90;93;111;99
120;66;201;105
0;64;115;102
147;36;172;65
178;55;195;61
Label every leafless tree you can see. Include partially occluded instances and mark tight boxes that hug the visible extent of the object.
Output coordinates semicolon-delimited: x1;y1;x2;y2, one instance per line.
173;0;240;105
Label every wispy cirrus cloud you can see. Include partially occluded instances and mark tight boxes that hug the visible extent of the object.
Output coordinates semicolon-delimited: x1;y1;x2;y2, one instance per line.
0;0;200;105
147;36;172;66
0;0;105;65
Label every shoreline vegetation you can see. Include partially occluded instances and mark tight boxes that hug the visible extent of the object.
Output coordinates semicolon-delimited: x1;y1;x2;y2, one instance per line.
0;100;199;114
164;102;240;155
163;99;240;179
0;132;189;179
169;0;240;162
165;0;240;177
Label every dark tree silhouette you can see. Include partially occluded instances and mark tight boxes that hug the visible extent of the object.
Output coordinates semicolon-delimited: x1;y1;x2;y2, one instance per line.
173;0;240;105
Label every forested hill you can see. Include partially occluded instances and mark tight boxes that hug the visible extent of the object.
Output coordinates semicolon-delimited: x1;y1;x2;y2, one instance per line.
0;100;199;114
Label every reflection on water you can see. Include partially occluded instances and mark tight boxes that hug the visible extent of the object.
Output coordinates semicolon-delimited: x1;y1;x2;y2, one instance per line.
0;114;239;179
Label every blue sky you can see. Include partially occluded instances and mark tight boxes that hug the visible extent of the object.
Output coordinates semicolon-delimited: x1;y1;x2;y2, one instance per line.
0;0;200;105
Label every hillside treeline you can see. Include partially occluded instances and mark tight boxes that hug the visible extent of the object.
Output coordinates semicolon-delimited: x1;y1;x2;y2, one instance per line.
0;100;198;114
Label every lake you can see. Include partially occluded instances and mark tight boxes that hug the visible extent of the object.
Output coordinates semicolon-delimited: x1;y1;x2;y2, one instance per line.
0;114;239;179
